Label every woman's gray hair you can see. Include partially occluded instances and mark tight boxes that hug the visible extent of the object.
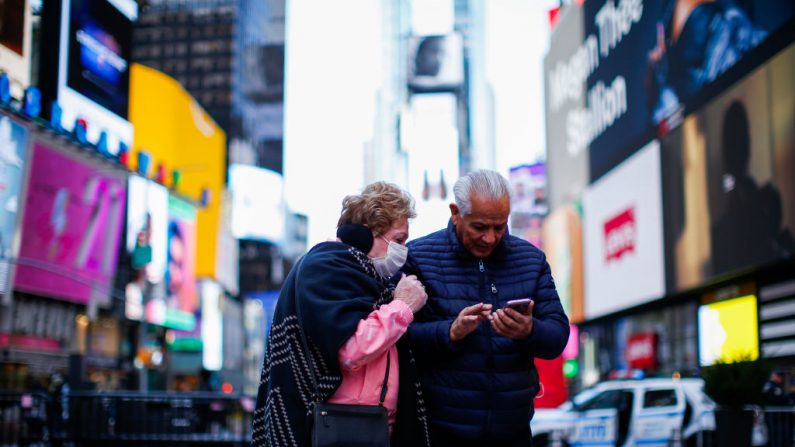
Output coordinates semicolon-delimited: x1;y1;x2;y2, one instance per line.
453;169;511;216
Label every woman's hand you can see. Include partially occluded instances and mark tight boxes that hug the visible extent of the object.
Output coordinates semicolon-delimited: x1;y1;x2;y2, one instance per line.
394;274;428;313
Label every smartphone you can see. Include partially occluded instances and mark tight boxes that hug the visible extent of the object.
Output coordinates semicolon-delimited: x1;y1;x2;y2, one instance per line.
504;298;533;313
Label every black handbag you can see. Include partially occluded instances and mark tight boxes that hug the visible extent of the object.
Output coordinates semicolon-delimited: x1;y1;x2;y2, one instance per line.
294;262;391;447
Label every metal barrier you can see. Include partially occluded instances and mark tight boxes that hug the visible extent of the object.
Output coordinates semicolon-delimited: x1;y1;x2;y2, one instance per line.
761;406;795;447
0;392;49;447
0;391;254;447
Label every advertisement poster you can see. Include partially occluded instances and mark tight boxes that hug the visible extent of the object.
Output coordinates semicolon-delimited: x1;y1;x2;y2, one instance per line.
164;195;197;330
407;33;464;93
0;114;28;299
546;0;794;181
124;176;168;321
544;4;590;210
509;163;548;248
229;163;285;243
67;0;134;118
129;64;225;279
0;0;32;99
698;295;759;366
583;140;665;319
131;192;198;331
15;142;126;305
662;43;795;292
542;203;584;323
43;0;137;151
201;280;223;372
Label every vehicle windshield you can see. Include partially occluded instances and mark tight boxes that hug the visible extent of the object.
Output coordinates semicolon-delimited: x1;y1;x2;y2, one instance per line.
560;387;601;410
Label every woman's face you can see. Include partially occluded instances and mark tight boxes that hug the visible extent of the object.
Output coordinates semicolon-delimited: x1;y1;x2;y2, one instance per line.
368;217;409;259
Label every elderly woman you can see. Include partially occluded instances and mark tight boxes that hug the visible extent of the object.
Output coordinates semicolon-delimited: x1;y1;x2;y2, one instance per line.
252;181;431;447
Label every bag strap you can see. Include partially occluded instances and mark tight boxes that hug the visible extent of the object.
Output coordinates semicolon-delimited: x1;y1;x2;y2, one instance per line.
293;255;391;406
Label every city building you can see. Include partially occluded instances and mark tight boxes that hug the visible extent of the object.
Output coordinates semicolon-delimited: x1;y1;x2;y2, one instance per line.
543;0;795;391
133;0;285;173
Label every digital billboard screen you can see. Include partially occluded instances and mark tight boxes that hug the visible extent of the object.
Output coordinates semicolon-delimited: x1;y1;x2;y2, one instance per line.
44;0;137;152
542;204;584;323
583;140;665;319
66;0;134;117
0;114;29;300
661;42;795;292
509;163;547;248
698;295;759;366
0;0;32;99
125;178;196;330
15;142;126;305
124;176;168;321
229;164;285;243
408;33;464;93
544;4;590;210
545;0;795;181
163;196;197;330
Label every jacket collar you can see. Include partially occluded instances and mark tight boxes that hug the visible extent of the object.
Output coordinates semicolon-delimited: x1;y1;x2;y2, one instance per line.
445;218;510;261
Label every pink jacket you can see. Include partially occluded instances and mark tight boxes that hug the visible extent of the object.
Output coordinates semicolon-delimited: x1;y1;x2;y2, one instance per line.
328;300;414;427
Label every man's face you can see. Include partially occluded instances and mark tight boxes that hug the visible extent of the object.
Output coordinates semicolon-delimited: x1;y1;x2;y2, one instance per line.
450;193;510;258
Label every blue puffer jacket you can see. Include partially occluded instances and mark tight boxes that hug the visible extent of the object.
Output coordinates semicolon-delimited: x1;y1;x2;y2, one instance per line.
404;219;570;441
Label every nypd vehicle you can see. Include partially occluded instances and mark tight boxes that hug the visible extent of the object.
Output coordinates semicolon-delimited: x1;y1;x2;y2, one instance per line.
530;378;718;447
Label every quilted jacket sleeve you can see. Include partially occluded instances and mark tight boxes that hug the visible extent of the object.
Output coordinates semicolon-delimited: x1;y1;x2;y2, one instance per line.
401;251;460;357
525;254;569;359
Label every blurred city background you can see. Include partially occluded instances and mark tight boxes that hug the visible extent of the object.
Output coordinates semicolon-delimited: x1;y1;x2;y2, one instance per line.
0;0;794;445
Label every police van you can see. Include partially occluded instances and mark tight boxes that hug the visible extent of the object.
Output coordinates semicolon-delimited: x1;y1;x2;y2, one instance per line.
530;378;718;447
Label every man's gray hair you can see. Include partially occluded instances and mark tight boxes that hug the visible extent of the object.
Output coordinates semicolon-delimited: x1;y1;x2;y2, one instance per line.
453;169;511;216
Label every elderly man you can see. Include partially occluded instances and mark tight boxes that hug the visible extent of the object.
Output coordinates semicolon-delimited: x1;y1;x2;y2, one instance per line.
404;169;570;446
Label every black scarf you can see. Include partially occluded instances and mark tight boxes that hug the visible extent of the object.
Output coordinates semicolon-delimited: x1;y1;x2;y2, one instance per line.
251;241;430;447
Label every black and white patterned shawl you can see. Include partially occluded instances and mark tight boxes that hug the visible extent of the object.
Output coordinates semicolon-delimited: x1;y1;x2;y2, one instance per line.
251;241;430;447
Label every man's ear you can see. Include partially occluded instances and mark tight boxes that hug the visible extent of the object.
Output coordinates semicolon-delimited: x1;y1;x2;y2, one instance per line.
449;203;460;225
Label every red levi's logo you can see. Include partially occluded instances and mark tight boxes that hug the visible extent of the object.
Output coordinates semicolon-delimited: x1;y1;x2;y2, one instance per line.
626;332;657;370
603;207;636;263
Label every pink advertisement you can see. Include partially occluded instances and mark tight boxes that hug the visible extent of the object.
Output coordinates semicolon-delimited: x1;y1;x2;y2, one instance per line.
144;196;198;331
15;143;126;304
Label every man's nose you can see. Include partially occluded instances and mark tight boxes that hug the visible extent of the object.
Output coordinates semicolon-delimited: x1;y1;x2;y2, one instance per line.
481;230;496;245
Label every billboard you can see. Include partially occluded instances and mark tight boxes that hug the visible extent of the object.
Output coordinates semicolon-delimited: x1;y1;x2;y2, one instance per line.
698;295;759;366
215;189;239;295
15;142;126;305
542;203;584;323
583;140;665;319
229;164;285;243
546;1;795;181
407;33;464;93
0;0;32;99
661;43;795;292
164;195;197;330
201;280;223;371
509;163;548;248
544;4;590;210
0;114;29;300
42;0;137;152
124;175;168;321
129;64;226;279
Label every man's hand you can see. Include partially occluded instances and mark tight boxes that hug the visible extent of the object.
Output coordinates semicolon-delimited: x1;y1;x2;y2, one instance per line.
450;303;492;342
491;301;535;340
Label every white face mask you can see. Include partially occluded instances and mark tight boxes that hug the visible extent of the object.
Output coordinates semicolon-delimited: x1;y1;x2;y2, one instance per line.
372;237;408;278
